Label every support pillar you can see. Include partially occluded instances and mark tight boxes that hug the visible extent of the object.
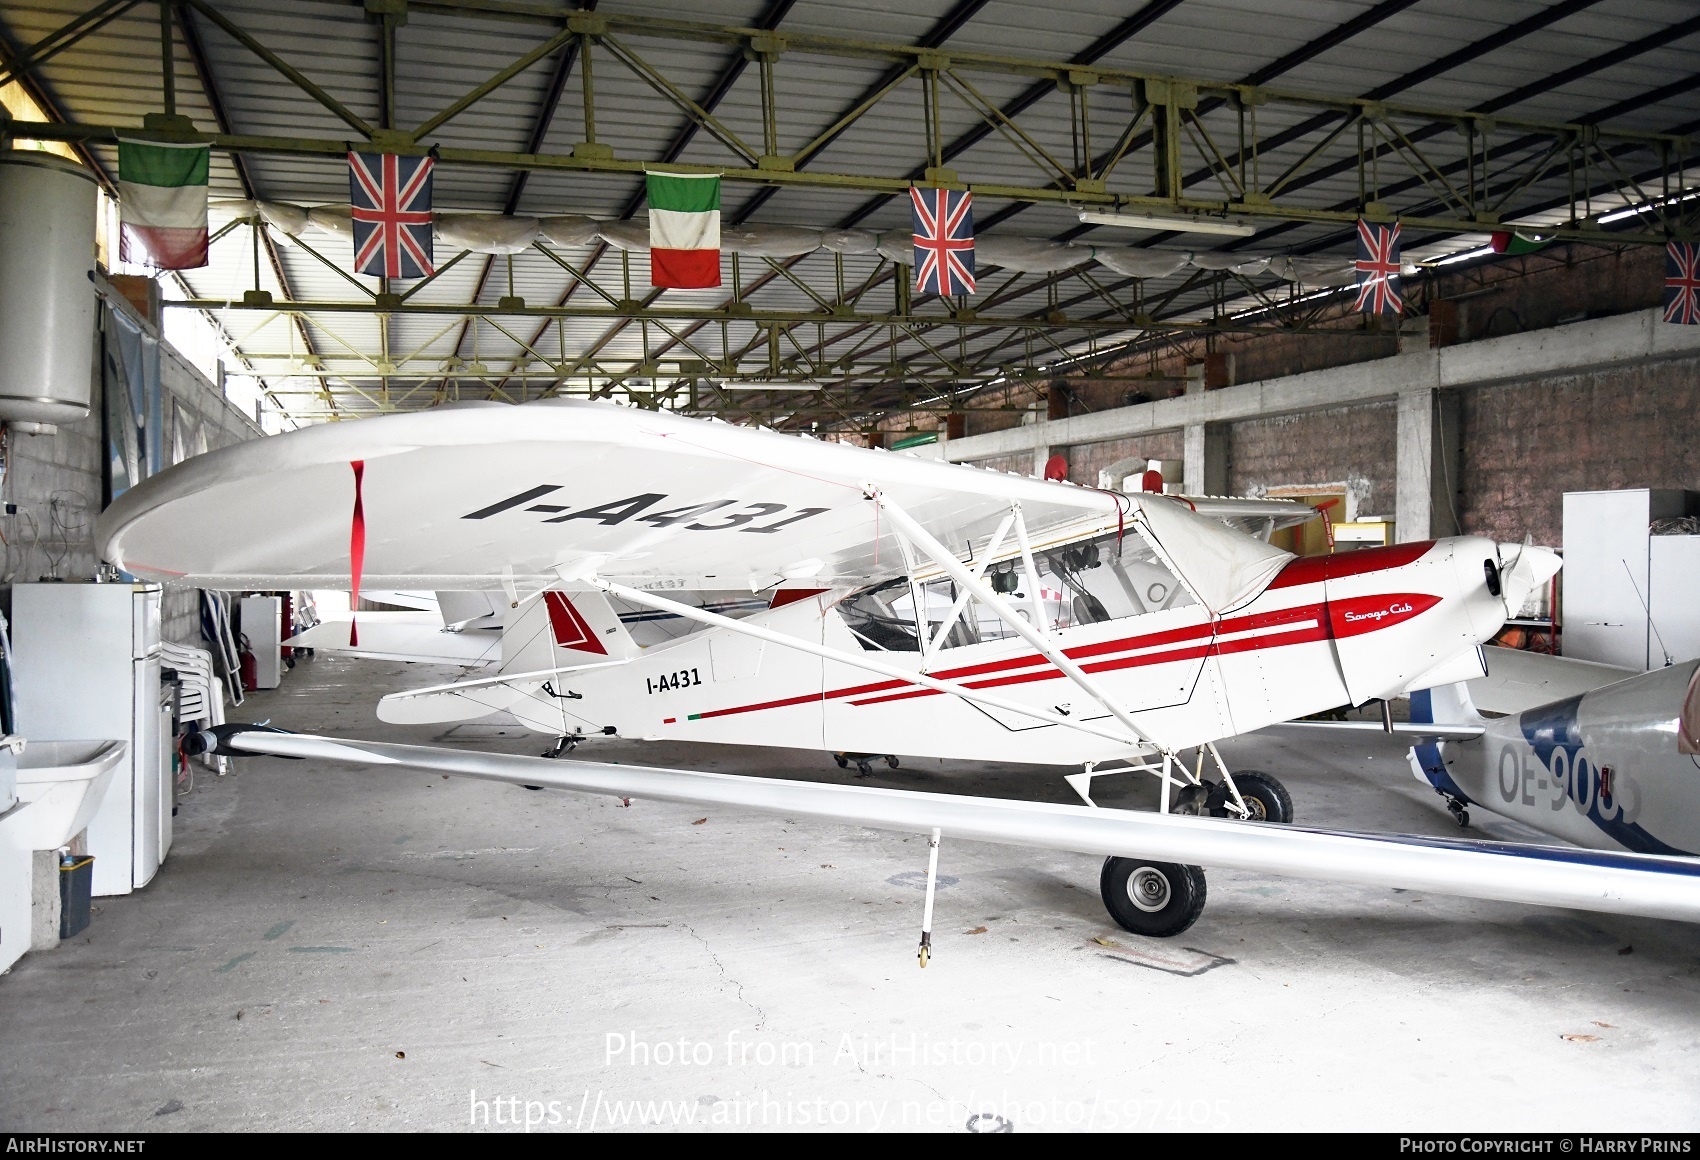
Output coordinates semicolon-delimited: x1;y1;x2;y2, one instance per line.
1182;422;1228;496
1395;388;1462;542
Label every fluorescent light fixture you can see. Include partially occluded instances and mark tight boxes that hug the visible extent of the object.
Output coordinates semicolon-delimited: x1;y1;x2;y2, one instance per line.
1429;245;1496;267
1077;209;1257;237
714;380;826;391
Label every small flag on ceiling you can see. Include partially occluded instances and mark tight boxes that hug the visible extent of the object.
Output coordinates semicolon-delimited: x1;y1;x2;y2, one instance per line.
348;150;435;278
911;187;976;296
1664;241;1700;325
1489;229;1552;256
646;171;722;289
118;139;210;270
1353;218;1402;316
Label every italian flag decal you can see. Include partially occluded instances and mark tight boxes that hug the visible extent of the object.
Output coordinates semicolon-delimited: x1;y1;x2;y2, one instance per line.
646;171;721;289
118;140;210;270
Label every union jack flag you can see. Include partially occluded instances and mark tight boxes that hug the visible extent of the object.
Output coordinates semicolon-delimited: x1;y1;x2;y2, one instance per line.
1353;218;1402;316
349;150;435;279
910;187;975;296
1664;241;1700;325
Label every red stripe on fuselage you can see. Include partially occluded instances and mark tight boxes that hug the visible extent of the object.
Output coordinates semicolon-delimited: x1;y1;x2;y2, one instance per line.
1266;540;1434;590
685;592;1438;720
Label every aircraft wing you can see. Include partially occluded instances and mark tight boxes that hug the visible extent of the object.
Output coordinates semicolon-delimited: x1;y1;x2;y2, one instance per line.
207;727;1700;925
1467;646;1638;716
96;400;1120;593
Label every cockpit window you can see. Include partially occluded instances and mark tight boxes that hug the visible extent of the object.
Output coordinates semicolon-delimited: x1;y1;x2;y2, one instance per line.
840;532;1195;652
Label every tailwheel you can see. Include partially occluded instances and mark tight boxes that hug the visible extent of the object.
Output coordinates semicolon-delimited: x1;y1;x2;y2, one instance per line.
1211;770;1293;823
542;735;579;760
1099;857;1207;938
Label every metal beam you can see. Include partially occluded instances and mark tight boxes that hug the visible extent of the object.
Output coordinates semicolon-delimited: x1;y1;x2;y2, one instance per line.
11;6;1687;246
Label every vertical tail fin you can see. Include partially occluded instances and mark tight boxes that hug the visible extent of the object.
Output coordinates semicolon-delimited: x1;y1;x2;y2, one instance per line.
501;589;639;675
1408;681;1485;803
1409;681;1486;729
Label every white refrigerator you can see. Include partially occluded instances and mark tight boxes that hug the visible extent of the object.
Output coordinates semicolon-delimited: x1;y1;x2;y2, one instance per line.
12;582;169;896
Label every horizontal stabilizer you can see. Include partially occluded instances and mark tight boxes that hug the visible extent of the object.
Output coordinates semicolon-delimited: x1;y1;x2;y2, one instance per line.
218;729;1700;926
287;613;500;667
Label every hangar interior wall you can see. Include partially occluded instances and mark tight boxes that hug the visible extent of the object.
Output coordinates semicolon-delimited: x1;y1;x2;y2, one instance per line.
3;303;261;647
1030;356;1698;550
1457;360;1700;547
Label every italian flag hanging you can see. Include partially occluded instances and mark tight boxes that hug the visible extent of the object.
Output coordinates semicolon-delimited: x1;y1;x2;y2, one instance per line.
1489;229;1553;256
118;139;210;270
646;171;721;289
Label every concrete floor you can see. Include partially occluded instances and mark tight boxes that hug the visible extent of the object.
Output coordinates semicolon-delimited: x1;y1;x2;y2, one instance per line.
4;653;1700;1133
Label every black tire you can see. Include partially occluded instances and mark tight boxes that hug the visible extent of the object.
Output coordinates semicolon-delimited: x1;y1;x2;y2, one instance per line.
834;754;849;769
1212;770;1293;823
1099;857;1208;938
885;755;900;769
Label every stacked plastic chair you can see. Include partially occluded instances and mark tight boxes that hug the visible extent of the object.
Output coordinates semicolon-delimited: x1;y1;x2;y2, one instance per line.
162;641;229;776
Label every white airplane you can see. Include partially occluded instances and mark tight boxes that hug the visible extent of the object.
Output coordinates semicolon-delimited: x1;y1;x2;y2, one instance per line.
97;399;1700;955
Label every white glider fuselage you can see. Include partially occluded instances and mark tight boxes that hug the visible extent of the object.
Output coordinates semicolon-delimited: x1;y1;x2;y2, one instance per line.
387;535;1530;765
1412;659;1700;857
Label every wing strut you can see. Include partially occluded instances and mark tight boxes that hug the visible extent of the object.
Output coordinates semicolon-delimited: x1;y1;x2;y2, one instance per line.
585;576;1149;750
870;491;1160;750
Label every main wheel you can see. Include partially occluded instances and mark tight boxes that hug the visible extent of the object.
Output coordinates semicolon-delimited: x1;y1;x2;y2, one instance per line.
1212;770;1293;823
1099;857;1207;938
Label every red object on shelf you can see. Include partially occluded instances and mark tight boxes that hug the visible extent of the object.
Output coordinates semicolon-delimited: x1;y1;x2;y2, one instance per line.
1043;454;1069;481
1141;469;1164;493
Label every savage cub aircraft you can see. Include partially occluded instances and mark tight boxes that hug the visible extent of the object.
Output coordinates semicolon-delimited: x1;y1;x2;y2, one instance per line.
99;399;1700;953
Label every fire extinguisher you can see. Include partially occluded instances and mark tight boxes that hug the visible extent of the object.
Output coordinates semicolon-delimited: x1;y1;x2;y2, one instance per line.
238;633;257;693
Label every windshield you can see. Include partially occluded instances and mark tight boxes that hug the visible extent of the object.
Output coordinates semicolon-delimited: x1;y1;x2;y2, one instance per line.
839;531;1196;652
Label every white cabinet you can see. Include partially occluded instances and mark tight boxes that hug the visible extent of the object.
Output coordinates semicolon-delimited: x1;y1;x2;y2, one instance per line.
240;595;282;690
1562;489;1699;671
1649;534;1700;667
11;583;167;896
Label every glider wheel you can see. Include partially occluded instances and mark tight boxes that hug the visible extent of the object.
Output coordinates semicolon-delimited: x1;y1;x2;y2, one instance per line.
1443;794;1470;827
1100;858;1207;938
1211;770;1293;823
833;754;849;769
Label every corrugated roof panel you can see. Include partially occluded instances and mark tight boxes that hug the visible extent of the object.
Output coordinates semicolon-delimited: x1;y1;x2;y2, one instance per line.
4;0;1694;425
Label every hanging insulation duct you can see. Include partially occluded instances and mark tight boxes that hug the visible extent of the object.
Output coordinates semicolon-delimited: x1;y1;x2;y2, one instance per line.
0;152;98;424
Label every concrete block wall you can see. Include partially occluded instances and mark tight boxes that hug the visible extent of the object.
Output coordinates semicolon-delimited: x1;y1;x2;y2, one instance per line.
1063;430;1184;487
969;452;1035;477
1225;401;1396;517
3;411;104;586
1458;355;1700;546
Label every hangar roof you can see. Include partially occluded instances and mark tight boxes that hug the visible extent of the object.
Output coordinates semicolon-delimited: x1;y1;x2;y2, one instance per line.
1;0;1696;431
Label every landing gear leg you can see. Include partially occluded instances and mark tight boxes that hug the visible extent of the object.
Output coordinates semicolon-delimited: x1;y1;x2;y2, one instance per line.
1200;745;1293;823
